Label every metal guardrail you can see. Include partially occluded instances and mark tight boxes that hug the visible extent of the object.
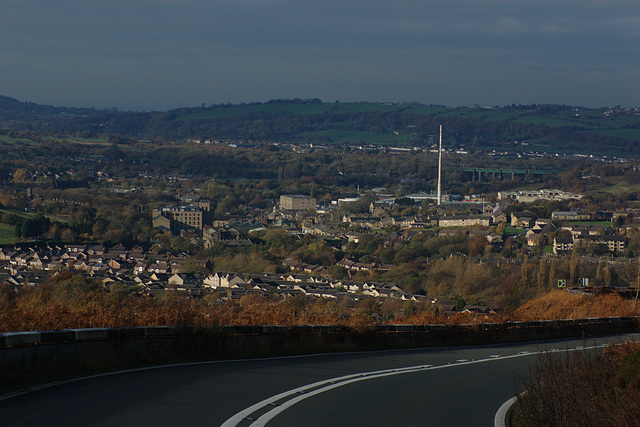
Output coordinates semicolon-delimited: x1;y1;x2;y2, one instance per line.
1;317;638;348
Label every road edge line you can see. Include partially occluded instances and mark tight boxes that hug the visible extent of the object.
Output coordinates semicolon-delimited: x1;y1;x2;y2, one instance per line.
494;395;520;427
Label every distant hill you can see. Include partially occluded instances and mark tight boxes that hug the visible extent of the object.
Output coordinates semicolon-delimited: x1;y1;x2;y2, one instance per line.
0;96;638;155
0;95;100;122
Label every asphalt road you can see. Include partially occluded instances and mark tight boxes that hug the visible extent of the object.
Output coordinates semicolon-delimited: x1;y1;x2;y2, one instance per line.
1;333;638;427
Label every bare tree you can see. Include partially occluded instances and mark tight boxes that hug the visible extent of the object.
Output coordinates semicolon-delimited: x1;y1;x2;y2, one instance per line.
617;258;640;313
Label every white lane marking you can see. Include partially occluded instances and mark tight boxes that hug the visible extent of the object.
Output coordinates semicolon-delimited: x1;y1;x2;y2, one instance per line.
223;343;610;427
219;366;429;427
494;395;519;427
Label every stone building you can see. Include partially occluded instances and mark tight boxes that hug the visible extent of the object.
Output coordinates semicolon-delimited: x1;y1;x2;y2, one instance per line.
153;205;203;235
280;194;316;211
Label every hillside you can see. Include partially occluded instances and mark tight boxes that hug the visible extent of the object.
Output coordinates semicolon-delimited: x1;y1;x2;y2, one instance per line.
0;96;638;156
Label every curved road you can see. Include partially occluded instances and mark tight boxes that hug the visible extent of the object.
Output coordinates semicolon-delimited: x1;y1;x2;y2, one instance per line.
1;333;638;427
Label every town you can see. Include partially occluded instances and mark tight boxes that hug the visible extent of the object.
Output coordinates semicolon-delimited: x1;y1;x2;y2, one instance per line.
1;1;638;423
1;182;638;319
0;100;639;325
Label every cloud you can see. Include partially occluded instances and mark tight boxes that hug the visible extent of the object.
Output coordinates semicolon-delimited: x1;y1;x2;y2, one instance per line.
539;23;582;35
0;0;637;109
490;16;530;35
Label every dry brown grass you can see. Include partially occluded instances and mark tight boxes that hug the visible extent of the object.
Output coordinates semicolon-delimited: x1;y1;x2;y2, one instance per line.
514;290;637;321
1;274;638;333
515;342;640;427
0;275;360;332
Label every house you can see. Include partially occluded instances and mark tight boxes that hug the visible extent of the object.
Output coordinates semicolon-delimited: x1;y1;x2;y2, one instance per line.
148;261;171;274
491;212;508;224
511;211;537;228
337;258;357;270
167;273;200;289
283;258;304;271
108;259;130;270
133;261;146;274
86;245;106;256
460;305;499;317
526;229;544;247
438;229;460;238
302;224;336;237
0;249;16;261
553;236;574;254
573;235;626;254
45;259;65;271
210;272;246;288
551;211;590;221
438;215;492;227
431;298;457;314
65;244;87;253
498;189;582;203
150;272;170;283
369;201;390;215
486;233;504;244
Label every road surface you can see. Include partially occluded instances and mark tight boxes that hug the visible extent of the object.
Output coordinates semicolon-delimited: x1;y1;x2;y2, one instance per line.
1;333;637;426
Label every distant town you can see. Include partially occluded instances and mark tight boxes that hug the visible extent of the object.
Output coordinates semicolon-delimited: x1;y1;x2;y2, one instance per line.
0;99;639;322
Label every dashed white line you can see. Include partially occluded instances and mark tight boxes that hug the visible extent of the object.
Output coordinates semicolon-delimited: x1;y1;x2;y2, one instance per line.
222;343;609;427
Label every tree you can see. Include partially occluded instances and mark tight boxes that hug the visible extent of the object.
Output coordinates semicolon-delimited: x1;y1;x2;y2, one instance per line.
469;237;488;257
548;258;558;288
569;251;580;286
635;261;640;313
12;168;29;183
537;258;548;289
619;258;640;313
603;262;612;287
595;260;604;285
20;214;50;238
520;256;529;286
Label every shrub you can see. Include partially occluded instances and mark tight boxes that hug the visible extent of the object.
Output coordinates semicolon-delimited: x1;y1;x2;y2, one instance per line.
515;344;640;426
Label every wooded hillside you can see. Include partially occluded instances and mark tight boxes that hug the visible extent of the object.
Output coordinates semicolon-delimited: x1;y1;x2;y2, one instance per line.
1;96;638;155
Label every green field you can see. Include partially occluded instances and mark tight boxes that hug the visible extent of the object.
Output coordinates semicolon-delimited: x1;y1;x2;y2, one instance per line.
432;108;525;122
67;137;108;143
175;103;639;144
513;115;591;129
331;103;405;113
504;226;521;236
0;209;67;225
307;129;409;145
0;135;40;146
178;102;415;122
403;106;449;116
591;129;640;141
0;224;16;244
177;103;337;121
0;209;32;220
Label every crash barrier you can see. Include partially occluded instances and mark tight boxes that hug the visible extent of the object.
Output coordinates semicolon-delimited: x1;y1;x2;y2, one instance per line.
1;317;638;387
1;316;638;348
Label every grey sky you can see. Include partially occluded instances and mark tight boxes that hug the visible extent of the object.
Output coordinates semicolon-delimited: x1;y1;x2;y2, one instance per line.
1;0;638;111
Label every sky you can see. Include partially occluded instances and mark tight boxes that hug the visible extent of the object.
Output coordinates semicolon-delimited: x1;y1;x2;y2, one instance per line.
1;0;638;111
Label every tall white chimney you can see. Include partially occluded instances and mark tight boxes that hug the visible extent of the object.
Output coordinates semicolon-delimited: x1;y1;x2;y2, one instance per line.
437;125;442;206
